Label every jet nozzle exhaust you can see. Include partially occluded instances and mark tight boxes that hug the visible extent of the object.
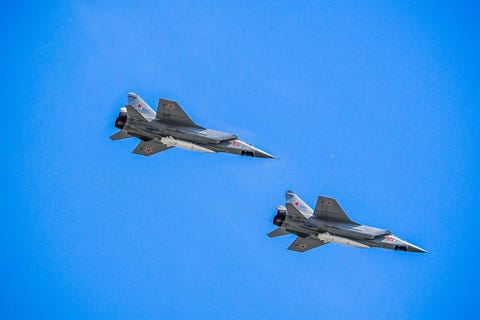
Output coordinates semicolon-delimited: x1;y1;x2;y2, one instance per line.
115;111;127;130
273;207;286;226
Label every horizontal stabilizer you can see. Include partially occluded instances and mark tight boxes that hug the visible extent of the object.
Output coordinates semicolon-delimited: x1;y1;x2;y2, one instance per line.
132;140;171;156
110;131;132;140
267;228;290;238
288;236;328;252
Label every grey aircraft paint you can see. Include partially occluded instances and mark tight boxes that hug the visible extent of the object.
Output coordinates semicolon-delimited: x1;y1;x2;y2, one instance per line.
268;191;427;253
111;92;275;158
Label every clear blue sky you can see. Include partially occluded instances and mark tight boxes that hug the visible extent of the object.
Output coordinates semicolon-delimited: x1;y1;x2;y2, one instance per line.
1;1;479;319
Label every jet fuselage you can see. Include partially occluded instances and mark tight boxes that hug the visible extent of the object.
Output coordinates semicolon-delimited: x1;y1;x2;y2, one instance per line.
270;192;427;253
112;96;274;158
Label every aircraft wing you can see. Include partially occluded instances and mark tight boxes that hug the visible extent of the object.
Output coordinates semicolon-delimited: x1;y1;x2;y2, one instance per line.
132;140;172;156
288;236;328;252
313;196;353;223
156;99;196;126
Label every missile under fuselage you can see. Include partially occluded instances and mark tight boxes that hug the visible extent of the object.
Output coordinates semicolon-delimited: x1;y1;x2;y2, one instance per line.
160;136;215;153
316;232;370;248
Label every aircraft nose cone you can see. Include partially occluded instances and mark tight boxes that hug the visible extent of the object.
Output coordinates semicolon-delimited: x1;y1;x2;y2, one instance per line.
254;149;276;159
408;244;428;253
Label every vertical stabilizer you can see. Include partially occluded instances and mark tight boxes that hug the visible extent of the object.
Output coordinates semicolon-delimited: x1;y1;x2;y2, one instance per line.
285;191;313;219
128;92;156;119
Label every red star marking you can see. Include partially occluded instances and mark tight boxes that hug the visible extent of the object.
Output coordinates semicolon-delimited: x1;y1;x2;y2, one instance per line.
145;147;152;153
326;200;333;206
167;105;174;109
300;245;306;249
294;202;299;206
137;103;142;108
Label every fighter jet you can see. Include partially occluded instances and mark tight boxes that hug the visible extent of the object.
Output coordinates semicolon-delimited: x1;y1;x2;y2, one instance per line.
268;191;427;253
110;93;275;158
